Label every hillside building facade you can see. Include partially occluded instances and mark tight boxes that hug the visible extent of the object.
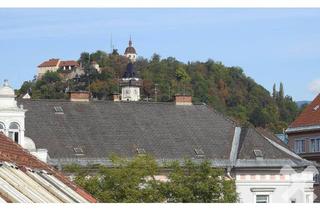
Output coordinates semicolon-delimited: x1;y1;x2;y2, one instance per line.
286;94;320;162
37;58;84;80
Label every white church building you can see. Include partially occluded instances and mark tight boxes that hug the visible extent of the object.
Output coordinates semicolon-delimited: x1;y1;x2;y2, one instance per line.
0;80;48;162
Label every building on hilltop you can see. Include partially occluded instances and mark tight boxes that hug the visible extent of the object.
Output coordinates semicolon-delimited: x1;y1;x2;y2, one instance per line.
37;58;60;78
37;58;84;80
13;90;317;203
0;132;96;203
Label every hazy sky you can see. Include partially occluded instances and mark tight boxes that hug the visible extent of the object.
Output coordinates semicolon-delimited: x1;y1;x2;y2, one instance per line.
0;8;319;101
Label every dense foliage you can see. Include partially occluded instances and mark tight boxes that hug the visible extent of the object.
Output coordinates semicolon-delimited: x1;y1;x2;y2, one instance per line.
17;50;300;132
64;155;237;203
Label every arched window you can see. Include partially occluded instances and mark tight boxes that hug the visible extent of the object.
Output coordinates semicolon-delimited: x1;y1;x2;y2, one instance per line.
0;122;5;134
8;122;20;143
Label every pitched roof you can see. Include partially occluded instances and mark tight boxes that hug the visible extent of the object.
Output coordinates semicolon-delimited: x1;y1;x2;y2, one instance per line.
288;94;320;130
38;59;60;68
59;60;80;67
124;46;136;54
17;99;311;168
0;133;96;203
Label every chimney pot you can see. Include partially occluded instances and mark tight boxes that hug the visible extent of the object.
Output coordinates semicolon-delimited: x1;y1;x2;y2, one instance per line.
69;91;90;102
175;94;192;105
112;93;121;102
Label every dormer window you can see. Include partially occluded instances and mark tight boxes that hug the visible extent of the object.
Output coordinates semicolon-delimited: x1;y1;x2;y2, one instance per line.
54;106;64;114
73;146;84;156
136;147;146;155
194;148;205;159
8;122;20;144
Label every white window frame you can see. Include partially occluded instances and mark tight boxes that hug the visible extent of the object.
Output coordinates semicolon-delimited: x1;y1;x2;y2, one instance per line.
305;193;313;203
310;138;320;152
294;139;305;154
251;188;274;203
8;122;20;144
254;193;271;203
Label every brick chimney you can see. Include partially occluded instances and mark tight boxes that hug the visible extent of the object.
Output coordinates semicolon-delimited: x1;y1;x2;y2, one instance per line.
175;94;192;105
69;91;90;102
112;93;121;102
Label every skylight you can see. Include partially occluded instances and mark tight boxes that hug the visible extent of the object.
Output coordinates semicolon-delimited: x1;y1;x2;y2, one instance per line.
136;148;146;155
194;148;205;158
53;106;64;114
313;105;320;111
73;146;84;155
253;149;263;158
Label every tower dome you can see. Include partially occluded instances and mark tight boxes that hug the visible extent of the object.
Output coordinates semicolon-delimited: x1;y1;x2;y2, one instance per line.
124;39;137;54
124;38;137;63
0;80;18;109
0;80;15;98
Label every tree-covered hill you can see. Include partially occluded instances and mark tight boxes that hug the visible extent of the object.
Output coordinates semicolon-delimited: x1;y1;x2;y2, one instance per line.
17;50;300;133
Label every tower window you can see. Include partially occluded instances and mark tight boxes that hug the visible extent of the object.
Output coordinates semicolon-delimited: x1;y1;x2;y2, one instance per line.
0;122;5;134
8;122;20;144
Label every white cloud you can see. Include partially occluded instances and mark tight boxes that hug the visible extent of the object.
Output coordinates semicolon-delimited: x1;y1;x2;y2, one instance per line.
308;79;320;94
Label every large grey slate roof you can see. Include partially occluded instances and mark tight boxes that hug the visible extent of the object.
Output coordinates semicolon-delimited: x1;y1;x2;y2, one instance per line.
18;99;311;168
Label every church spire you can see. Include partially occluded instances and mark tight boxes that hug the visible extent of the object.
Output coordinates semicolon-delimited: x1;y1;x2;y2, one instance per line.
129;35;132;47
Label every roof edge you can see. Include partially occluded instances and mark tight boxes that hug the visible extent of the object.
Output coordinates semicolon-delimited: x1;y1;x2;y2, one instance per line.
229;127;241;166
286;125;320;134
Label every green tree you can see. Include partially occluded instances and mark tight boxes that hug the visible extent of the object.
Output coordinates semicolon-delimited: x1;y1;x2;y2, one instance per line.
42;71;61;83
279;82;284;100
67;156;237;203
272;83;277;99
161;160;237;203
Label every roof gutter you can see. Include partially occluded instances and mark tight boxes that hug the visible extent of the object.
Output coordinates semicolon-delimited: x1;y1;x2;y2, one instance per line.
286;125;320;134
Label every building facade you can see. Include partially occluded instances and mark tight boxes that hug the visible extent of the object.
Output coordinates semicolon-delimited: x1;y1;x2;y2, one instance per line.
37;58;83;79
286;94;320;162
14;92;317;203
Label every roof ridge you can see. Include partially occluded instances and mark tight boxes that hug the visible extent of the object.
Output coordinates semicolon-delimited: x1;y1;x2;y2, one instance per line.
256;130;312;165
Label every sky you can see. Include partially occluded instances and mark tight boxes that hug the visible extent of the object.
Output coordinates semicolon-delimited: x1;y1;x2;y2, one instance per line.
0;8;320;101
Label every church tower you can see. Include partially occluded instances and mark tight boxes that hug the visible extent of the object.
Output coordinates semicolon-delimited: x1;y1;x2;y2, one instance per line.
0;80;26;145
120;38;142;101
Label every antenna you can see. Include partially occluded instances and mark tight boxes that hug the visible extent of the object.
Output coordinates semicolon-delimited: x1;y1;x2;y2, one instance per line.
110;33;113;52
